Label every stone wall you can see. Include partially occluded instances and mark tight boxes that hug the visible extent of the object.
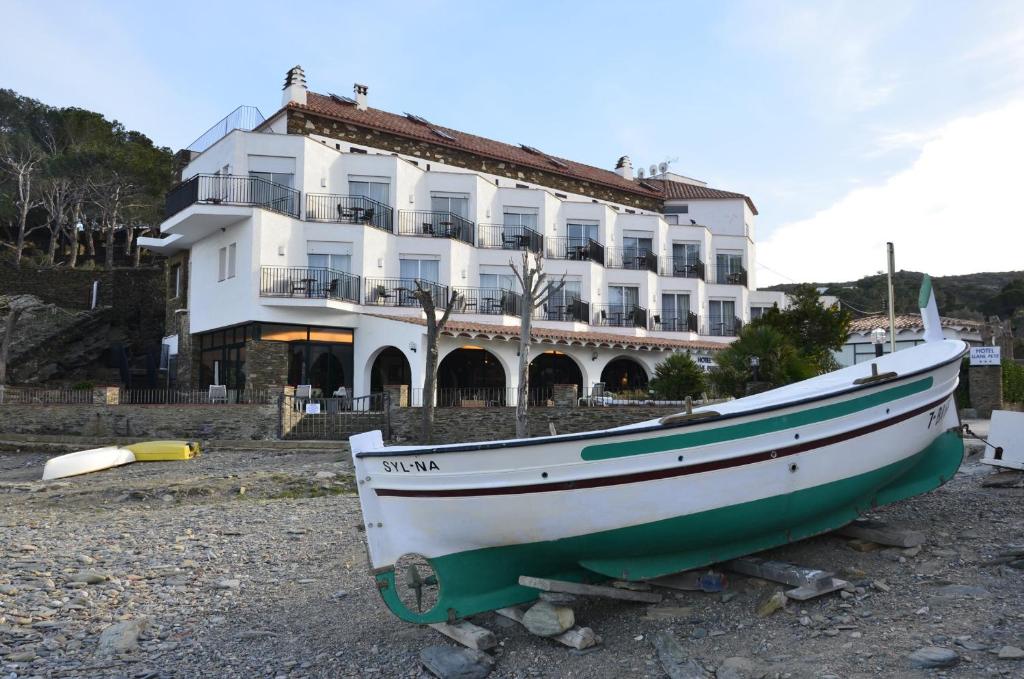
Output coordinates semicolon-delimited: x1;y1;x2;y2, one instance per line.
245;340;290;391
0;404;278;440
389;406;685;444
288;110;663;212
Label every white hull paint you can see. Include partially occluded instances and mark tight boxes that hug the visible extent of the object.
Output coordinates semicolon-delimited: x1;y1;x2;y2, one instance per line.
42;447;137;481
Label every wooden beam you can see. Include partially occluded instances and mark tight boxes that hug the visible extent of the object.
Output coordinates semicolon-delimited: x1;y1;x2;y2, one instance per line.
428;620;497;651
725;557;834;590
835;520;926;548
785;577;850;601
518;576;662;603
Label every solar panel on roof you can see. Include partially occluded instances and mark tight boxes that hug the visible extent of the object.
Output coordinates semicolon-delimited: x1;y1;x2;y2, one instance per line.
638;181;660;191
548;158;568;169
519;144;542;154
405;113;431;125
431;128;456;141
329;93;356;105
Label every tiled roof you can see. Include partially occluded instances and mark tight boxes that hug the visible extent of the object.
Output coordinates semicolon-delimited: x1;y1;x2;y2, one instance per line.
644;178;758;215
288;93;754;211
367;314;727;352
848;314;983;334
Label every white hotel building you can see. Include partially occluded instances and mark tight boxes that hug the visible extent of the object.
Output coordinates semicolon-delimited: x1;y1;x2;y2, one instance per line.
143;67;786;404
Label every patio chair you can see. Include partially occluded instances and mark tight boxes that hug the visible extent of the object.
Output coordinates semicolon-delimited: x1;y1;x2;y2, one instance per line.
362;208;375;224
296;384;313;399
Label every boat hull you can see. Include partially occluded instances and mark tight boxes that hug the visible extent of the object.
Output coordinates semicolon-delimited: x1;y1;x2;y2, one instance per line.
41;446;136;481
352;341;966;623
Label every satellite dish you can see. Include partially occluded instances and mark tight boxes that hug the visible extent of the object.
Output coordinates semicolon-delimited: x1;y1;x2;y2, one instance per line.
649;165;657;176
659;162;669;174
637;168;645;179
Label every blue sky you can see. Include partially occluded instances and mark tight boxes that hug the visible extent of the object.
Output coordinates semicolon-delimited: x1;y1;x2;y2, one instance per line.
3;0;1023;284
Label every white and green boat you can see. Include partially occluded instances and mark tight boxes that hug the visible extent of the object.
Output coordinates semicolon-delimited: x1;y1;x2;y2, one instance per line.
351;279;966;623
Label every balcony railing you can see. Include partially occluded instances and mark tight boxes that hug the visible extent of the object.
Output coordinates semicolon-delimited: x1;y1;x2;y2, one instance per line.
547;237;605;265
305;193;394;232
605;248;658;272
661;257;706;281
397;211;475;245
165;174;300;219
534;297;590;323
260;266;360;303
477;224;544;253
364;277;449;308
593;304;649;328
649;310;699;333
704;315;744;336
710;265;748;286
452;287;523;316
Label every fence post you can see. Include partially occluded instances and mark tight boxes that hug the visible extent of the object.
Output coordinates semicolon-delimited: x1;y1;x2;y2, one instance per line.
383;392;392;441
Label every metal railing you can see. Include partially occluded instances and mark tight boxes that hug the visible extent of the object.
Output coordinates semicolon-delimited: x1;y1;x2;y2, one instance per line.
452;287;523;316
0;386;95;404
119;388;276;405
281;392;391;440
397;211;475;245
165;174;300;218
534;297;590;323
546;237;605;265
709;265;748;286
579;387;714;407
477;224;544;253
260;266;361;303
186;105;266;153
408;387;556;407
704;316;743;336
305;193;394;232
649;310;699;333
593;304;648;328
661;257;705;280
605;248;658;272
364;277;449;308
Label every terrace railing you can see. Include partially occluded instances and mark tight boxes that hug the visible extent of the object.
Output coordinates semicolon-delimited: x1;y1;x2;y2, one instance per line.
605;247;658;272
452;287;523;316
0;386;95;404
364;277;449;308
710;265;748;286
408;387;556;407
661;257;706;281
305;193;394;232
477;224;544;253
704;315;743;336
593;304;648;328
118;388;276;405
260;266;361;303
546;237;605;265
649;310;699;333
398;211;475;245
534;297;590;323
165;174;300;218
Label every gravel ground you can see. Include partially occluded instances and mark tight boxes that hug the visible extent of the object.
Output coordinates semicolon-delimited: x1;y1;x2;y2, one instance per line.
1;442;1022;678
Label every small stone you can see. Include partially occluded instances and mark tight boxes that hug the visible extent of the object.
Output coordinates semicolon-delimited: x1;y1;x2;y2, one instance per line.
690;627;708;639
997;646;1024;660
650;630;710;678
7;651;36;662
799;616;811;626
315;471;337;480
717;656;763;679
214;578;240;590
420;645;493;679
96;618;149;655
77;555;95;565
0;584;17;595
73;570;108;585
720;591;739;603
756;591;787;617
522;600;574;636
933;584;991;599
331;589;348;599
908;646;959;669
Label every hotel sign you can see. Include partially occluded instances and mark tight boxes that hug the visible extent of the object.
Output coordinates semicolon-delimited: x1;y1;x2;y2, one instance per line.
970;347;1001;366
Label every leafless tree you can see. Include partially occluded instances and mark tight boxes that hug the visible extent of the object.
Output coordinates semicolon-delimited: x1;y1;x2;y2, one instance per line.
0;137;45;265
38;175;75;265
509;251;565;438
90;172;140;269
411;279;460;443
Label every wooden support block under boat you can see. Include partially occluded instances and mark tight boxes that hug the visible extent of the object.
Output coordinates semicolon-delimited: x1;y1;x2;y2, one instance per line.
494;606;600;650
427;620;497;651
725;557;835;590
785;577;850;601
518;576;662;603
835;519;926;548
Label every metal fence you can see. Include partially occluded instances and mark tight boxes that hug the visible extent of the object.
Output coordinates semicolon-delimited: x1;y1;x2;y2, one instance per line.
407;387;556;408
260;266;361;303
165;174;300;218
281;392;390;440
397;210;475;245
118;388;277;405
305;193;394;232
0;386;95;404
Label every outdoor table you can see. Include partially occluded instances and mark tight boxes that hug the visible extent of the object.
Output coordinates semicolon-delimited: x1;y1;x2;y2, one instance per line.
349;206;365;222
300;278;317;297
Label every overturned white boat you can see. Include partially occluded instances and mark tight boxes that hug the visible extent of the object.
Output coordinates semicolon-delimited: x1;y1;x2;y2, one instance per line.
351;277;966;623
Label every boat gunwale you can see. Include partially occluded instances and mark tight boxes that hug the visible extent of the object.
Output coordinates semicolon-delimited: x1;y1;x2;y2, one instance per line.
356;343;967;459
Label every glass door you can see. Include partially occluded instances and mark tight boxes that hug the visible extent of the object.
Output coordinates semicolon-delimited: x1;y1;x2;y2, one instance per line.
708;299;736;335
661;293;690;331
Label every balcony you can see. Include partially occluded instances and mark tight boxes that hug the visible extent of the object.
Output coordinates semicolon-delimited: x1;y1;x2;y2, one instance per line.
661;257;706;281
649;310;699;333
398;211;475;245
710;265;748;286
534;297;590;323
704;316;744;336
605;247;658;272
452;287;523;316
260;266;361;303
165;174;300;219
477;224;544;253
305;193;394;232
593;304;648;328
364;277;448;308
547;237;605;265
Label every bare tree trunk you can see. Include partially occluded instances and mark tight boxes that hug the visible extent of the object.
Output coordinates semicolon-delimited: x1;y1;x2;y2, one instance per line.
45;219;60;265
413;282;459;444
13;181;32;266
66;203;81;268
84;220;96;258
0;307;25;386
516;310;532;437
104;220;116;269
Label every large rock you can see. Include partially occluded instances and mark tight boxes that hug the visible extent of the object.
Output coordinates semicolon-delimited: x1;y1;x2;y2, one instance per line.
650;631;710;679
96;618;149;655
420;645;493;679
521;600;574;636
907;646;959;669
717;656;765;679
998;645;1024;660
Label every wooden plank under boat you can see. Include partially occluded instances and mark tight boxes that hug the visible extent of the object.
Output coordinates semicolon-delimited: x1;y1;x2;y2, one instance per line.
351;282;967;624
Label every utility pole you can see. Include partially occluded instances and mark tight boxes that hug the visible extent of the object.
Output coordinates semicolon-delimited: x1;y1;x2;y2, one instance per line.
886;242;897;353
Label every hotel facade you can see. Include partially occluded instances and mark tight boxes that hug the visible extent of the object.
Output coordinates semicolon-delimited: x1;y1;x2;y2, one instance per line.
143;67;786;405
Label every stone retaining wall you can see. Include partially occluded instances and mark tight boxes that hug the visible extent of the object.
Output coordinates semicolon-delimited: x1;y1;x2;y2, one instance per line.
390;406;684;444
0;404;278;441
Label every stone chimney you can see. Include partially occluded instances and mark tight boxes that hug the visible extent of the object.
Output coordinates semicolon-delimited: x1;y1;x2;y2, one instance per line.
615;155;633;180
282;65;307;107
354;83;368;111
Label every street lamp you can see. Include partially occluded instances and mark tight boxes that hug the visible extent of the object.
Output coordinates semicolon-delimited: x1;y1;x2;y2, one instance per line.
871;328;887;358
749;355;760;381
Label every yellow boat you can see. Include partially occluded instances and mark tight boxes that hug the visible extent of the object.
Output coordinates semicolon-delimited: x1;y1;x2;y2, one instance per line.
123;440;200;461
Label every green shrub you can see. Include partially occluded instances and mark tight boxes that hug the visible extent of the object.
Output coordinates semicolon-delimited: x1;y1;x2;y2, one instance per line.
1004;359;1024;404
651;353;706;400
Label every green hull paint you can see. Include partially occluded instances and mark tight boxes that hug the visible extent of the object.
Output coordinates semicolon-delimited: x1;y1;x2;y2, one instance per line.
375;431;963;623
581;378;933;460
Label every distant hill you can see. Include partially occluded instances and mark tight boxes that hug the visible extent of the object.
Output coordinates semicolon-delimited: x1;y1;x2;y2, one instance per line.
764;270;1024;324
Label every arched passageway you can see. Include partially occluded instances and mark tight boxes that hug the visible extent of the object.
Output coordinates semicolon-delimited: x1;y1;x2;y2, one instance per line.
437;347;506;406
601;357;649;393
370;346;412;394
529;351;584;404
